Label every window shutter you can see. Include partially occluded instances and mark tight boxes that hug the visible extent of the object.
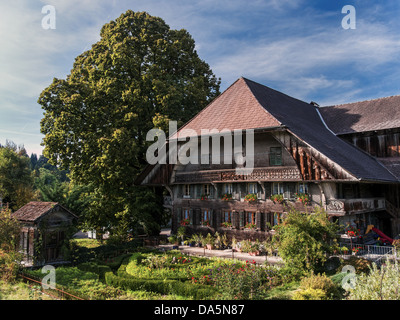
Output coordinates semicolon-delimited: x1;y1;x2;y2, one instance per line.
256;211;262;230
232;210;239;229
239;211;245;228
217;210;222;228
189;209;193;225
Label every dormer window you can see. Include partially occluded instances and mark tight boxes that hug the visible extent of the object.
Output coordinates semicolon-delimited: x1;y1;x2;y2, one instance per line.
270;147;282;166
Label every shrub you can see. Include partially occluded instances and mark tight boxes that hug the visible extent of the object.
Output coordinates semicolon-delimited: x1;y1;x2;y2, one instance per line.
105;272;216;299
339;256;372;274
347;259;400;300
298;273;341;300
0;250;21;282
292;288;327;300
272;207;339;279
77;262;112;281
209;261;271;300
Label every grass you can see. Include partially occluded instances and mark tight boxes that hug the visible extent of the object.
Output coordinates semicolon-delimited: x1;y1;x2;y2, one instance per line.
264;281;300;300
0;281;54;300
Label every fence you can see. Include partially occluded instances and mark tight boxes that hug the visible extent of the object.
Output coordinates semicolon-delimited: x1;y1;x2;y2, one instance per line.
338;242;397;261
19;273;85;300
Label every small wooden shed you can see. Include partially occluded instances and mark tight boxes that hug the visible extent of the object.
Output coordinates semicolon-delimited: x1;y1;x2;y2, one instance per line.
12;201;78;266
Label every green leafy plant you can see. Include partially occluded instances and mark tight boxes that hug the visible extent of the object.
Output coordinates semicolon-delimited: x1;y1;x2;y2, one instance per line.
244;222;256;229
221;193;233;201
244;193;257;203
295;193;310;205
272;207;339;279
270;194;284;204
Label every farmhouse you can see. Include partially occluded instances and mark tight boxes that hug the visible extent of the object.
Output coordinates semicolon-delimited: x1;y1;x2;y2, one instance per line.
12;201;78;266
136;77;400;242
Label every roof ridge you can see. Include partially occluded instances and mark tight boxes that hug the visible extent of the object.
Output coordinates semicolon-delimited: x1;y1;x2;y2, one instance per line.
240;78;283;127
324;93;400;108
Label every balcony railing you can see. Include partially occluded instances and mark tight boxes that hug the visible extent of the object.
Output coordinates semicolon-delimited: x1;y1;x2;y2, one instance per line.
174;166;302;183
326;198;386;215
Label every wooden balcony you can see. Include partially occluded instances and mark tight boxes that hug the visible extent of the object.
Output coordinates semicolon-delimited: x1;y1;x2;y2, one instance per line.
326;198;386;215
174;166;302;183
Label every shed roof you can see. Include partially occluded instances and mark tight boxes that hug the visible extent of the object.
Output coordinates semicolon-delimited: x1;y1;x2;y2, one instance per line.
12;201;77;223
319;95;400;135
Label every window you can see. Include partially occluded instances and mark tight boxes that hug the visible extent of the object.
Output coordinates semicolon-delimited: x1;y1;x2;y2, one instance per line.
245;212;256;225
248;183;257;194
203;184;210;196
270;147;282;166
202;209;211;226
222;211;231;223
183;209;190;220
20;231;28;254
223;183;233;194
183;184;191;198
272;182;284;195
272;182;296;199
298;183;308;194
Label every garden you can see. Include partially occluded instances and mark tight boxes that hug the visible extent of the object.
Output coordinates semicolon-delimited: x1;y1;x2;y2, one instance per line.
2;208;400;300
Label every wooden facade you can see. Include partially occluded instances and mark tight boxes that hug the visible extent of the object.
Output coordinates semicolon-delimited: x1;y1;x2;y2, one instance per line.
137;78;400;240
12;202;78;266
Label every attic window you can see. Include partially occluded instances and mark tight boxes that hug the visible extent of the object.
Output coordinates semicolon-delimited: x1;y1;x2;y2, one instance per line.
270;147;282;166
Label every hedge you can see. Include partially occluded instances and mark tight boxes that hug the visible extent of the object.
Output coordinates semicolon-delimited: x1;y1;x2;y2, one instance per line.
105;272;216;299
77;263;112;281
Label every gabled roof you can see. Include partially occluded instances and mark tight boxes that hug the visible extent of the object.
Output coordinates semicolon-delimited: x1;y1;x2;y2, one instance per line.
319;95;400;135
171;77;398;182
12;201;78;223
170;77;282;139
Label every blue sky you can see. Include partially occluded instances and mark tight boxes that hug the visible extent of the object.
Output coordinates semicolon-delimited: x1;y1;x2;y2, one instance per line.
1;0;400;156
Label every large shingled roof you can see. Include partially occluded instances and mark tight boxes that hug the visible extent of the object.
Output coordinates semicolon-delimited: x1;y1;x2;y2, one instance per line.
319;95;400;135
172;77;398;182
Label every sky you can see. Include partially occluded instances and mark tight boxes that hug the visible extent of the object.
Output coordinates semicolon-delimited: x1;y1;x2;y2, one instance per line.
1;0;400;156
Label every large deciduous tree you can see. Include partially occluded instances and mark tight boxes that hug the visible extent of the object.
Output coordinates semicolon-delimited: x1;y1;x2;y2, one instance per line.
38;10;220;237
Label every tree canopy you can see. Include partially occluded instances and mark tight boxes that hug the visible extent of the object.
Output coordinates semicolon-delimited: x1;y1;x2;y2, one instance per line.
0;142;35;210
38;10;220;236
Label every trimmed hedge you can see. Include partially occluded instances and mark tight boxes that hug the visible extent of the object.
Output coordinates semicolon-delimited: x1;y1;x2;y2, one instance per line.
77;263;112;281
105;272;216;299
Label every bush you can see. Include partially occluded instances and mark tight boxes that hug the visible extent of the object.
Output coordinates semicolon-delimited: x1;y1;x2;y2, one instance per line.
273;208;339;279
0;250;22;282
347;259;400;300
208;261;271;300
297;273;341;300
339;256;372;274
77;262;112;281
292;288;327;300
105;272;216;299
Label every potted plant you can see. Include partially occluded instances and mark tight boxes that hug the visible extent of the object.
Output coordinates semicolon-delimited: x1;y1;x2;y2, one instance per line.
270;194;284;204
177;226;186;245
221;221;232;228
168;235;179;249
244;193;257;203
295;193;310;205
249;240;261;256
341;246;349;255
200;194;209;200
204;233;215;250
244;222;257;230
180;218;190;226
221;193;233;201
202;219;210;227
